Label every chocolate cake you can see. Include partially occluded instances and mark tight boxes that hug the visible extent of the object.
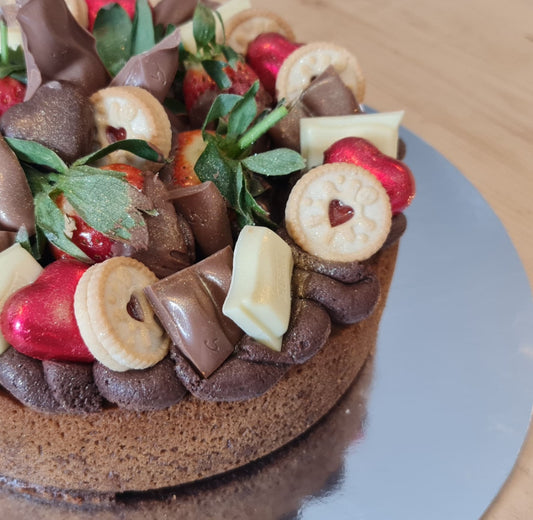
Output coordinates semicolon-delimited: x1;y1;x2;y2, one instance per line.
0;0;414;509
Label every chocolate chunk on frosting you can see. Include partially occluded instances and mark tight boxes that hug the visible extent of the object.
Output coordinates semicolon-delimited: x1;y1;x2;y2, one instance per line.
1;81;95;164
237;299;331;365
0;136;35;234
145;247;243;378
0;348;60;413
17;0;109;99
269;66;361;151
172;349;289;402
42;360;103;414
111;29;181;103
168;181;233;258
292;269;380;325
93;357;187;412
132;173;195;279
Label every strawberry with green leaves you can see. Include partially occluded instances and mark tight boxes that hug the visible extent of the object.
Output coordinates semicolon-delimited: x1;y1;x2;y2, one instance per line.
0;20;26;116
6;137;159;263
181;4;272;117
189;82;305;228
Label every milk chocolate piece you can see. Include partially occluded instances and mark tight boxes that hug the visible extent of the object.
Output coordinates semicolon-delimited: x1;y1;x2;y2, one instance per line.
42;360;103;413
111;29;181;103
93;357;188;412
237;299;331;365
168;181;233;257
0;348;60;413
270;66;361;151
132;173;195;278
0;136;35;234
152;0;197;28
173;350;289;401
17;0;109;99
0;231;17;252
145;247;243;378
292;269;380;325
1;81;95;164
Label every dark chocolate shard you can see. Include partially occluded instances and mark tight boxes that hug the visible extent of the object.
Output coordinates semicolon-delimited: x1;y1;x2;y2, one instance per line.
237;299;332;365
111;29;181;103
168;181;233;258
144;247;243;378
42;360;103;414
0;81;95;164
278;228;372;284
0;136;35;234
0;348;61;413
17;0;109;99
292;269;380;325
93;357;188;412
172;350;289;402
382;213;407;250
132;173;195;279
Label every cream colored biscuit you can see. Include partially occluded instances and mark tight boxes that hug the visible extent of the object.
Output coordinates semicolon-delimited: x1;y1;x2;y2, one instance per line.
285;163;391;262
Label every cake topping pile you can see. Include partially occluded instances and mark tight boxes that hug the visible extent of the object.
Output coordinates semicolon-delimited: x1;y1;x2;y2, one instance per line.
0;0;415;414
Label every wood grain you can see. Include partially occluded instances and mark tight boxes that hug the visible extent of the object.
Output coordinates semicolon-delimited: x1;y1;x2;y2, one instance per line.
264;0;533;517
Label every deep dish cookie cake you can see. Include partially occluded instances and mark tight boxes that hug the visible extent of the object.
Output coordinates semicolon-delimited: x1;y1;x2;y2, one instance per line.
0;0;414;505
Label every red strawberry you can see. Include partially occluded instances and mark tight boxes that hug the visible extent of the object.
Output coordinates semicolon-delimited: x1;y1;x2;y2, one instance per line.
86;0;136;31
246;33;301;97
0;77;26;117
171;130;206;187
0;260;94;363
52;164;144;262
182;61;272;114
323;137;416;214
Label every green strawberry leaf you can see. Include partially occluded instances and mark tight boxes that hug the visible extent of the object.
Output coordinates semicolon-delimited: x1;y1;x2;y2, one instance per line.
227;82;259;140
192;3;216;49
33;191;91;262
0;21;26;82
202;93;242;133
242;148;306;176
93;4;133;77
131;0;155;55
202;59;231;90
5;137;68;173
55;172;146;242
74;138;164;166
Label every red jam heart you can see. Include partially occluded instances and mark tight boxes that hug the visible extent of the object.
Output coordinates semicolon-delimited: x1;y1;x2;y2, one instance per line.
0;260;94;363
328;199;354;227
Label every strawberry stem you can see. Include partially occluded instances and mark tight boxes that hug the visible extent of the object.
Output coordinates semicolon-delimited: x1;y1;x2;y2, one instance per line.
237;105;288;151
0;21;7;66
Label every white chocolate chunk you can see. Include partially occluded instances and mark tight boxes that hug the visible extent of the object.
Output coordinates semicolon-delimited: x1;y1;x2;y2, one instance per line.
179;0;252;52
223;226;293;351
300;111;405;168
0;243;43;354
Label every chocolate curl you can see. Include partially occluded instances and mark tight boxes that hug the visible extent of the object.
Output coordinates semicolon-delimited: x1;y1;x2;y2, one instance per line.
17;0;110;100
111;29;181;103
151;0;197;28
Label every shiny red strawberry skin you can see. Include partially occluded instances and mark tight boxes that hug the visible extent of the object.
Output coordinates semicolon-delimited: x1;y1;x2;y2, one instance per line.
0;260;94;363
246;33;300;97
323;137;416;214
86;0;136;31
0;77;26;117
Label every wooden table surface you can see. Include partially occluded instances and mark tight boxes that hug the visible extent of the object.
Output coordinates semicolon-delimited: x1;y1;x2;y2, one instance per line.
266;0;533;518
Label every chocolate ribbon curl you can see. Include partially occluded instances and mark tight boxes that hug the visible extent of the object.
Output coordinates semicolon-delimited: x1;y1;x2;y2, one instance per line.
17;0;110;99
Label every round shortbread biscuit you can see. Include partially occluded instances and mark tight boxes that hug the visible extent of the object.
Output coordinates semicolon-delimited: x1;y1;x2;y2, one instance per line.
275;41;365;104
74;264;130;372
77;257;169;371
90;86;172;171
285;163;391;262
225;8;296;55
